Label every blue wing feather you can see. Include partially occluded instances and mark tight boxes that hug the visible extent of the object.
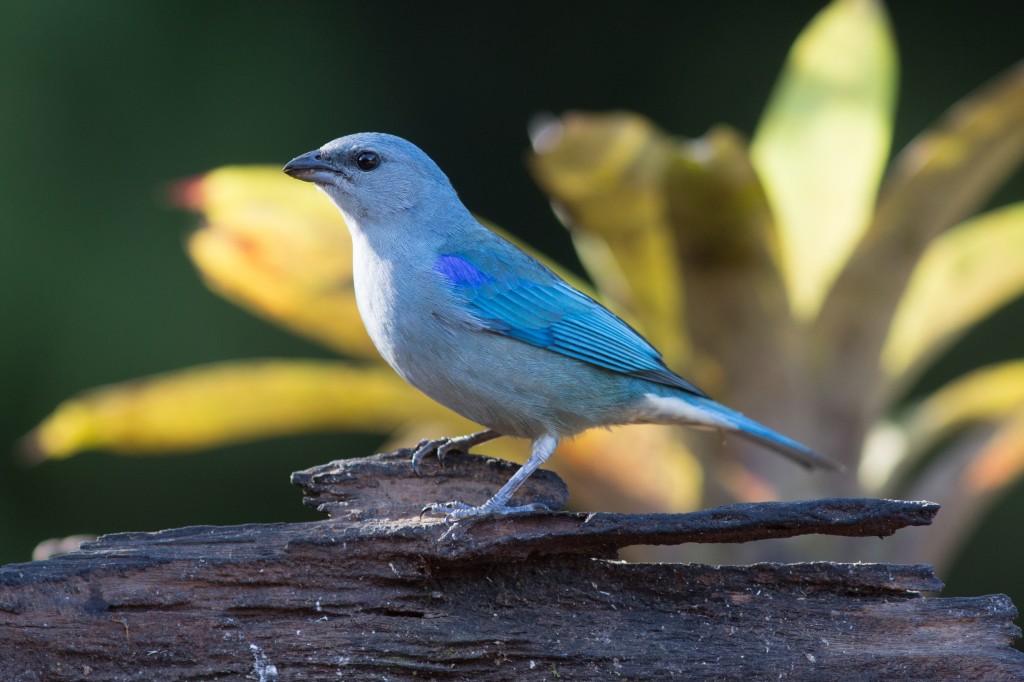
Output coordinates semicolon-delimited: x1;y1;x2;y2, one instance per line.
434;252;706;397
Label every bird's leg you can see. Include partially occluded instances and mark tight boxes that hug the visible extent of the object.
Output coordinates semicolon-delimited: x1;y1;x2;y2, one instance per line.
423;433;558;523
410;429;502;475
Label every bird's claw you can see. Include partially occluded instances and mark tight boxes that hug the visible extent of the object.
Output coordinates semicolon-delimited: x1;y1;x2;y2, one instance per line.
420;500;552;525
410;437;460;476
419;500;473;523
409;430;500;476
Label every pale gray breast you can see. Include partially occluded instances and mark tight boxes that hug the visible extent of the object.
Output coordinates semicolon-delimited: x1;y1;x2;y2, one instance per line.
348;232;650;439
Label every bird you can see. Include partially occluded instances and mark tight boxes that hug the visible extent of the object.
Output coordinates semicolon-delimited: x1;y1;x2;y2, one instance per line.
283;132;839;521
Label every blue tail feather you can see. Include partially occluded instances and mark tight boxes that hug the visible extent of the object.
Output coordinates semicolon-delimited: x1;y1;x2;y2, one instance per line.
693;397;842;471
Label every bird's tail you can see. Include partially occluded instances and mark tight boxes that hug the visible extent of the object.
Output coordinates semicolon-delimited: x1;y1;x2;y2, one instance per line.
640;393;843;471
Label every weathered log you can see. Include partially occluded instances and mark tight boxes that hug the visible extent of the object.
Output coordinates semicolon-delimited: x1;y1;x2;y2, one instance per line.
0;450;1021;680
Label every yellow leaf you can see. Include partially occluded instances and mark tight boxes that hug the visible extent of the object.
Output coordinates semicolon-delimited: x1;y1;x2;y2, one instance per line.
751;0;897;319
179;166;379;358
868;360;1024;495
883;203;1024;380
816;62;1024;391
867;61;1024;256
664;126;798;402
668;126;782;267
528;111;690;367
175;163;360;231
874;404;1024;569
903;360;1024;457
25;359;443;460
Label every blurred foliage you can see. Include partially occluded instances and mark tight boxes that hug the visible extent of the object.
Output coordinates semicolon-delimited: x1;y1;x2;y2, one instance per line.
20;0;1024;574
751;0;898;320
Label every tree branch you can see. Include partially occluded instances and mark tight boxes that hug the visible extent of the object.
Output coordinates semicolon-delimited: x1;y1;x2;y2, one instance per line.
1;450;1020;680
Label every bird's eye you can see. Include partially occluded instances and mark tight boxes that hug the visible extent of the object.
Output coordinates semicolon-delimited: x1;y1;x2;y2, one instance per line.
355;150;380;171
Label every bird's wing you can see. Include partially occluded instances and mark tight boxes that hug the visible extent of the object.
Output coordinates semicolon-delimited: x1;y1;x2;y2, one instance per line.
433;252;707;397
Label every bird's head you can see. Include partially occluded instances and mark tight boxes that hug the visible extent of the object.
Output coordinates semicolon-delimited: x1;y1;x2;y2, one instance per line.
283;132;455;222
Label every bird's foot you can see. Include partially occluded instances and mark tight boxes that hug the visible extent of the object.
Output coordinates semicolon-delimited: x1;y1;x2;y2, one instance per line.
410;437;454;475
420;499;551;525
409;430;500;476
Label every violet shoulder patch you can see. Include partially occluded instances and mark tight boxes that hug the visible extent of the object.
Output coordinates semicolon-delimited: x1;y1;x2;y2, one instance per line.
434;254;494;288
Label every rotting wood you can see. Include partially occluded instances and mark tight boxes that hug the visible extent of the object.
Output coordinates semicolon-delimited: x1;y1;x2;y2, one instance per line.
1;450;1021;681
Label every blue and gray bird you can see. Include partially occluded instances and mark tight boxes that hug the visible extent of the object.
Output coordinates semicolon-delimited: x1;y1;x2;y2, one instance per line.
283;133;838;520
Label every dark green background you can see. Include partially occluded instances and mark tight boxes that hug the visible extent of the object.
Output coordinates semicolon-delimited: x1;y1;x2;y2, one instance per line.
2;0;1023;628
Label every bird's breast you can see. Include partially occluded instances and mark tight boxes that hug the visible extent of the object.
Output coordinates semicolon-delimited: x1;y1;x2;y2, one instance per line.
347;235;652;439
351;242;453;376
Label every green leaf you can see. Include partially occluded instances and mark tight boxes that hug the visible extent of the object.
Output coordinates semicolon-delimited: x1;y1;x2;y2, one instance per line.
751;0;898;319
883;203;1024;381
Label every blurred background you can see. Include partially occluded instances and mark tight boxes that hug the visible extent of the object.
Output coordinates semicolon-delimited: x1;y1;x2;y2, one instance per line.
2;0;1022;632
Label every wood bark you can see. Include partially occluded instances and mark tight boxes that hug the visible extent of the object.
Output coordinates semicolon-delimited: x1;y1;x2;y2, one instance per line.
1;450;1021;680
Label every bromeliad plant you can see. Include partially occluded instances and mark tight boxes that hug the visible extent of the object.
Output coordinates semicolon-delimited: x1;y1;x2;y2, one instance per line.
27;0;1024;568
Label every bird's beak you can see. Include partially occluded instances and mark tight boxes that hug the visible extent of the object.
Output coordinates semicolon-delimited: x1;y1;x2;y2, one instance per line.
283;150;340;184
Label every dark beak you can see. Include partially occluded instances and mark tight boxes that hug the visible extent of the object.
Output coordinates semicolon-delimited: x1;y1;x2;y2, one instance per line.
283;150;339;183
